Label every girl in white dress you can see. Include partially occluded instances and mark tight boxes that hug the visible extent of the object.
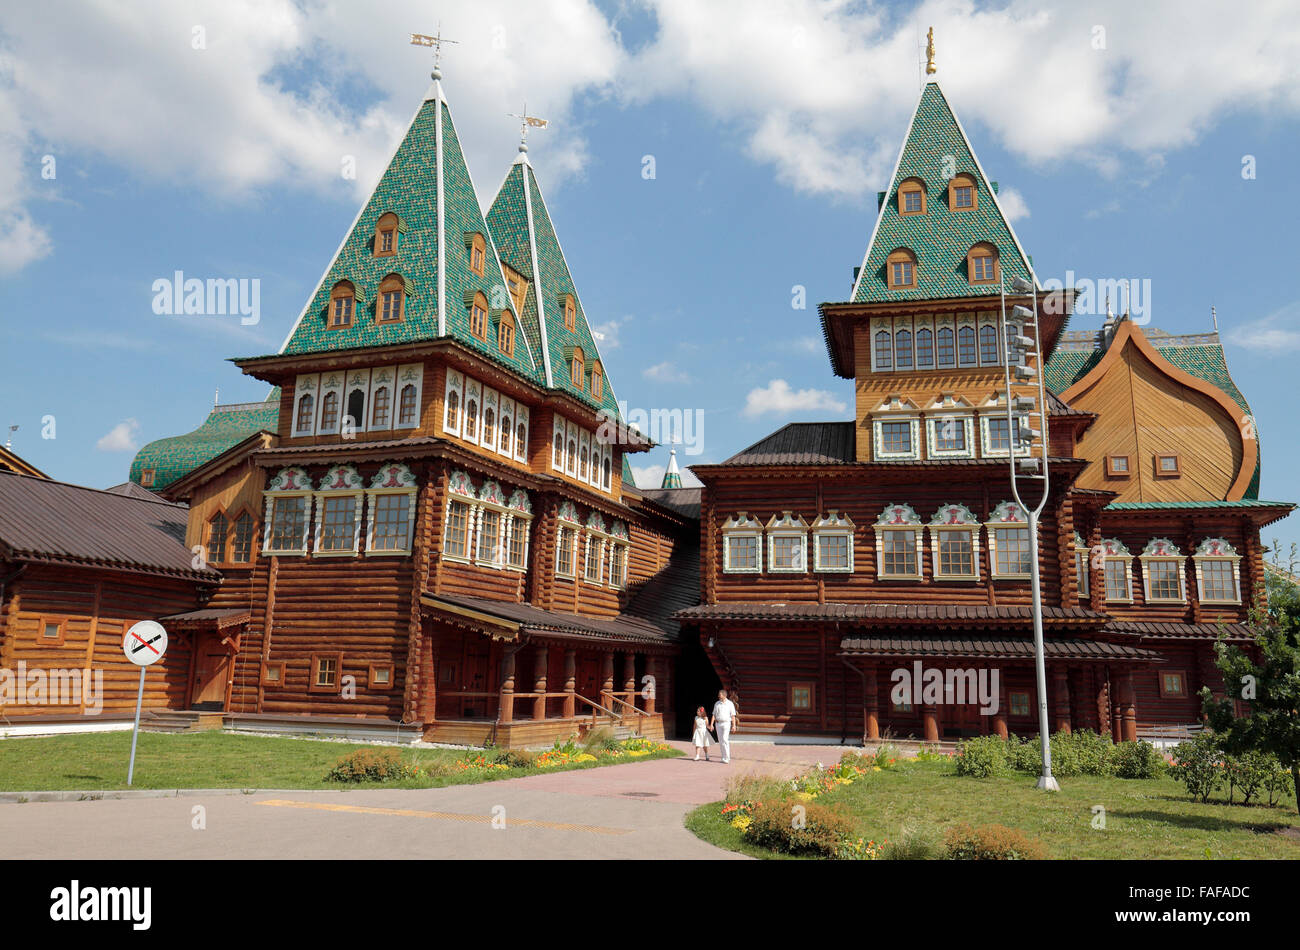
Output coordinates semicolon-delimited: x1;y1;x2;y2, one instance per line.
692;706;712;761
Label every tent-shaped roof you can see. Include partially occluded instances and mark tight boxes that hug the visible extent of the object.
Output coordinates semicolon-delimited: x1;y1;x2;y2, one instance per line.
848;81;1035;304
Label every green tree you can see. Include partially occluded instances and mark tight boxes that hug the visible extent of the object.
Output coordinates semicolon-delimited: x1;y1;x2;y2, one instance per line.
1201;558;1300;814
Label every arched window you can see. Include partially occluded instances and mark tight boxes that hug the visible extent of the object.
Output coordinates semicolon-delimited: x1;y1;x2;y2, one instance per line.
590;363;603;399
568;437;577;468
886;248;917;289
579;444;589;480
563;295;576;331
895;329;913;370
206;511;228;565
374;212;400;257
498;312;515;356
874;330;892;370
967;243;998;284
320;391;339;432
897;177;926;216
570;348;584;388
371;386;391;428
470;292;488;340
468;232;486;277
483;406;495;442
602;456;612;490
916;328;934;368
465;398;478;439
295;393;314;433
553;431;564;467
329;281;356;329
399;384;418;426
957;326;977;365
979;325;1000;364
949;173;977;211
346;389;365;431
937;326;956;367
499;412;511;454
517;421;527;455
377;274;405;323
231;511;255;562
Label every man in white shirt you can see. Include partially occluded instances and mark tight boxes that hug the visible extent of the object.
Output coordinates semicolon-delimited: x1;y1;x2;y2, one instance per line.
709;689;738;763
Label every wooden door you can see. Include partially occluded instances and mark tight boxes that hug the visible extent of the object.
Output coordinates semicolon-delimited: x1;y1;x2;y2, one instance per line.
461;641;491;718
190;634;229;709
943;701;983;738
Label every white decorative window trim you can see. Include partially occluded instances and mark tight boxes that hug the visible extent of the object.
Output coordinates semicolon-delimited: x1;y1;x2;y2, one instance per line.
926;414;975;460
985;500;1030;579
1140;538;1187;604
363;462;417;557
1073;531;1090;599
766;511;809;574
316;371;345;436
874;503;923;580
979;411;1029;458
551;416;566;472
443;369;464;436
928;503;981;581
514;405;530;464
262;466;313;556
1193;537;1242;605
722;512;763;574
293;374;319;436
555;523;578;579
812;510;855;573
480;387;499;453
367;365;396;432
343;368;372;436
1098;537;1134;603
312;464;364;557
393;363;423;430
873;416;921;461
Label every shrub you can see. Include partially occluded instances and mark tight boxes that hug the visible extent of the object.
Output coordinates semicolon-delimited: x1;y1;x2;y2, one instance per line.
743;798;857;858
1048;730;1115;777
1169;731;1224;803
1264;759;1296;807
1224;751;1270;805
492;748;535;769
326;748;416;783
884;823;941;860
1112;740;1164;779
581;727;620;755
944;823;1046;860
1005;735;1041;773
954;735;1010;777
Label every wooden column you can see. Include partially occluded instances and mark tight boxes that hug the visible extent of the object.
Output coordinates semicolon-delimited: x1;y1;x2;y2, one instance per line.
1098;668;1113;740
922;702;939;743
644;656;658;714
499;648;516;724
1053;668;1072;734
992;669;1008;738
418;623;437;724
622;653;636;705
862;663;880;741
562;648;576;719
1117;669;1137;742
601;652;615;704
532;645;548;721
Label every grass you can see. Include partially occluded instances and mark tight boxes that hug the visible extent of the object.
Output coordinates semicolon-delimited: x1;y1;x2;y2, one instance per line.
686;758;1300;860
0;731;680;792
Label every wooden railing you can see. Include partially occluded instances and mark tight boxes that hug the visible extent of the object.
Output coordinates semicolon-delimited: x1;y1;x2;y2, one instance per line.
435;689;652;730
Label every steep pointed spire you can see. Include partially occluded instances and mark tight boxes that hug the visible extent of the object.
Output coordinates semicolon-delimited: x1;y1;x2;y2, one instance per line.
661;448;682;489
275;66;537;382
847;81;1036;304
487;155;622;419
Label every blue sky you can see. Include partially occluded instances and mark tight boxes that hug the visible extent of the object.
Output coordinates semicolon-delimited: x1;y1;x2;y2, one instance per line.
1;0;1297;557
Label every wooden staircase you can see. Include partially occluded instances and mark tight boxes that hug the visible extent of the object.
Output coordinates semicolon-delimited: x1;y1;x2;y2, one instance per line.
141;711;225;734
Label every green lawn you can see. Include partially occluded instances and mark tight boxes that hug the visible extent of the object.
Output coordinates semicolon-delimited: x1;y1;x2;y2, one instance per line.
0;731;679;793
686;759;1300;860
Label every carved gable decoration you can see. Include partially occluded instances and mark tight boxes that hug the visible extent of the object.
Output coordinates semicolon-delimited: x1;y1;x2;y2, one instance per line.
370;462;416;489
448;469;475;498
875;503;921;527
1195;537;1238;557
557;501;580;524
478;480;506;506
318;464;363;491
507;489;532;514
268;466;312;492
585;511;607;534
1142;538;1182;557
608;520;629;541
929;503;978;526
1098;538;1130;557
987;501;1026;524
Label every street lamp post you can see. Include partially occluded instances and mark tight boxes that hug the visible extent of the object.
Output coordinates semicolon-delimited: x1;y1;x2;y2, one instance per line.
1000;274;1060;792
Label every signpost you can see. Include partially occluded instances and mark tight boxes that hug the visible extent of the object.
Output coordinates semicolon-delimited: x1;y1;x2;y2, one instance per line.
122;620;169;786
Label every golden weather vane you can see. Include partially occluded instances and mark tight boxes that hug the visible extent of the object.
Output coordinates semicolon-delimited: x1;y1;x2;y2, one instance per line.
410;27;458;77
925;26;936;75
507;104;549;152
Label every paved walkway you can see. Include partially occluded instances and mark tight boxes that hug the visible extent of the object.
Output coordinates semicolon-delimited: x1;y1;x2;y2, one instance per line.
0;740;850;860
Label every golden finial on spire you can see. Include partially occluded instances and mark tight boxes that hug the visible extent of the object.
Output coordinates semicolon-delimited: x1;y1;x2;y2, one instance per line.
925;27;936;75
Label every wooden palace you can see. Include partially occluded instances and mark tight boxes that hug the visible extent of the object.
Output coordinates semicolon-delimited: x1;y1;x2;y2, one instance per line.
2;58;1292;748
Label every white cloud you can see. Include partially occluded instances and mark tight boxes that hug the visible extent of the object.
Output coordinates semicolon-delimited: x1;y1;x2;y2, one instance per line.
0;0;622;272
97;419;142;452
591;315;630;351
996;186;1030;223
742;378;846;418
1225;301;1300;353
643;360;690;383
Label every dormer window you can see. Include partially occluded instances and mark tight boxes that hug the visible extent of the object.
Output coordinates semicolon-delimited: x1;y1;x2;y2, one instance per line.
590;362;604;399
377;274;405;324
467;232;486;277
570;347;584;389
949;173;977;211
470;292;489;340
329;281;356;329
968;243;999;284
898;178;927;216
886;248;917;289
498;311;516;356
373;212;400;258
563;294;576;331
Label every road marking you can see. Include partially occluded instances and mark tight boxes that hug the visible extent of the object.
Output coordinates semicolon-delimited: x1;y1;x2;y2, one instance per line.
256;799;632;835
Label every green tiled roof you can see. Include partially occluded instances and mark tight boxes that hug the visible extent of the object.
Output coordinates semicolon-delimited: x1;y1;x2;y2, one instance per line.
130;392;280;490
1106;500;1291;510
487;157;622;420
849;82;1034;304
277;90;537;382
1044;331;1261;498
